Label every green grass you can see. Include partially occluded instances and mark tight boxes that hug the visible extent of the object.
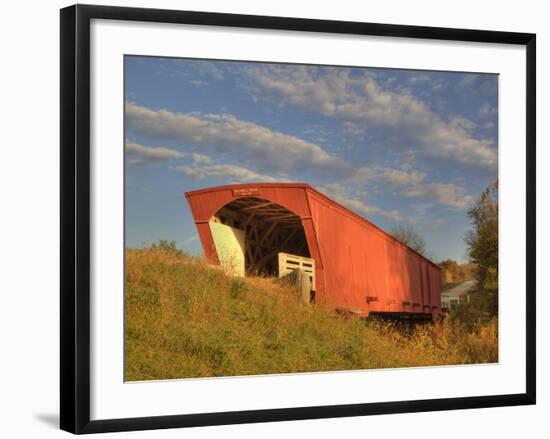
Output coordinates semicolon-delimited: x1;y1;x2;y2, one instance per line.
125;246;498;381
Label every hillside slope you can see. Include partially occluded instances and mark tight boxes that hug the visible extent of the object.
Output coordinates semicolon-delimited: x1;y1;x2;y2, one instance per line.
125;247;497;381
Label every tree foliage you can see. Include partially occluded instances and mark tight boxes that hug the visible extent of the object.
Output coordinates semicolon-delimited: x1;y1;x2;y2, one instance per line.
439;259;461;283
439;259;478;285
151;240;184;256
464;180;498;316
391;223;427;255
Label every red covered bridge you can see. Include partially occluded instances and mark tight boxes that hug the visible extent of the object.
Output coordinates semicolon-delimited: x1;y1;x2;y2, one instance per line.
185;183;441;319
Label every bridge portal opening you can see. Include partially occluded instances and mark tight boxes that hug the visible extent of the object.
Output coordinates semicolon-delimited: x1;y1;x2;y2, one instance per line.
210;197;311;278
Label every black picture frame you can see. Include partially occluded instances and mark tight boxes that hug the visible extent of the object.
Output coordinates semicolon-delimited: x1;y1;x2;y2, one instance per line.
60;4;536;434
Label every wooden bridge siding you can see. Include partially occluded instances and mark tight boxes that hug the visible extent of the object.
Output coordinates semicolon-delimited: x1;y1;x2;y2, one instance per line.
185;183;442;317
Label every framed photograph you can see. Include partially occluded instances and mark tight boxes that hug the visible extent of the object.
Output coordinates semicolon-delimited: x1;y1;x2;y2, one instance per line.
60;4;536;434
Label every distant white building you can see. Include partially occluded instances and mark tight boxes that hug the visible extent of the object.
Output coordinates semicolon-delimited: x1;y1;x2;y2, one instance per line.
441;280;476;309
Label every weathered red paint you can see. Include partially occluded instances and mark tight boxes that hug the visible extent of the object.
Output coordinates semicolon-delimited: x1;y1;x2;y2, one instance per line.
185;183;441;318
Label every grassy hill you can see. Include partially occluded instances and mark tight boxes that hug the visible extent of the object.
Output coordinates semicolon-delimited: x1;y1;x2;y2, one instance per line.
125;246;497;381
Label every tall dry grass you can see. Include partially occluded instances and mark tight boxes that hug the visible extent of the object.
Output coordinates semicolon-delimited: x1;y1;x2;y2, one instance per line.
125;247;498;381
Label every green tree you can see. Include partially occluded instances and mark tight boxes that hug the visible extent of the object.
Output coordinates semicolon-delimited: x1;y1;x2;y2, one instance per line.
391;223;427;256
465;180;498;315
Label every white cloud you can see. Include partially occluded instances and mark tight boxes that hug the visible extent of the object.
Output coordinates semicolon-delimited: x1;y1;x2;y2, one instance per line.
192;61;225;81
431;80;445;93
401;182;474;209
380;168;426;186
319;183;402;221
125;141;184;164
449;116;477;133
189;79;208;87
407;74;431;85
189;153;213;165
169;59;225;81
479;102;497;118
459;75;478;88
126;103;450;190
243;65;497;170
125;141;216;167
125;140;221;169
354;166;376;181
126;102;353;178
342;121;367;139
172;164;285;183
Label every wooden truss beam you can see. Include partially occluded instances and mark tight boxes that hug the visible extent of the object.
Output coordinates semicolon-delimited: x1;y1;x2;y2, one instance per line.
242;201;274;211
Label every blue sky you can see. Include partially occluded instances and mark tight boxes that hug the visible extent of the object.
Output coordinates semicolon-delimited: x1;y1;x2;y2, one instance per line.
125;56;498;263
